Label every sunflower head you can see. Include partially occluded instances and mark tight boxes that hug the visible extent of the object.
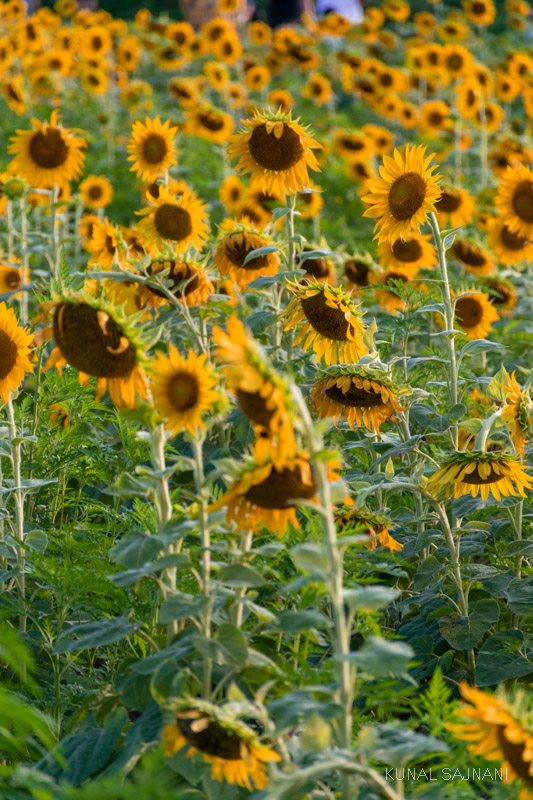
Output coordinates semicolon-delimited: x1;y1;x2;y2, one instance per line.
127;116;178;182
425;450;533;501
283;279;368;365
227;108;322;196
214;218;280;289
335;505;403;552
453;289;500;339
136;185;209;253
0;301;34;403
496;164;533;240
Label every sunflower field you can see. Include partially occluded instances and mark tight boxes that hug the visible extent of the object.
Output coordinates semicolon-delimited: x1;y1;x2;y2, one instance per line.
2;0;533;797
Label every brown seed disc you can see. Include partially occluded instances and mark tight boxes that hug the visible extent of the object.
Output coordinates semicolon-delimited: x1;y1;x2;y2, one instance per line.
0;329;18;379
428;111;444;127
388;172;426;222
300;291;349;341
168;371;199;411
224;234;271;269
146;261;199;298
326;381;384;408
391;238;423;262
344;259;370;287
177;717;242;760
89;185;103;200
455;297;482;328
3;269;21;290
339;136;365;152
154;204;192;241
53;302;137;379
236;388;275;426
29;129;69;169
248;123;304;172
472;1;487;13
142;134;168;165
512;180;533;223
245;465;317;509
436;188;462;213
501;225;528;250
300;255;329;278
462;464;504;485
198;112;225;132
452;240;487;267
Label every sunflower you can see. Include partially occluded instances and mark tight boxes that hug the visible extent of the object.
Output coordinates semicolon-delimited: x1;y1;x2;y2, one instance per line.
0;302;33;403
501;372;533;455
136;186;209;252
283;280;368;365
333;130;374;162
346;160;377;185
0;259;26;299
204;61;230;91
448;684;533;794
80;25;112;58
453;290;499;339
455;78;482;119
2;77;27;115
426;451;533;501
371;270;416;313
245;65;271;92
463;0;496;25
127;117;178;182
362;124;394;155
486;217;533;266
420;100;452;136
495;165;533;241
168;77;199;107
382;0;410;21
166;21;196;50
219;175;247;212
302;73;332;106
298;248;337;285
79;175;113;210
451;239;494;276
227;109;322;196
311;365;402;434
214;218;280;288
335;506;403;552
362;145;442;244
138;258;213;309
377;232;436;276
184;107;234;145
344;252;373;291
8;110;85;190
477;275;515;319
296;184;324;220
435;186;475;228
163;698;280;790
212;32;243;65
442;43;473;78
495;71;522;103
42;293;149;409
150;346;219;436
476;102;505;134
267;89;293;114
88;218;124;268
116;36;141;72
211;453;323;535
49;403;70;428
213;316;296;469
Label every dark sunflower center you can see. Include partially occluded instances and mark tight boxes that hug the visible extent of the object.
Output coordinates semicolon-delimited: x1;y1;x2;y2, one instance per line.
455;297;482;328
299;253;329;277
7;85;22;102
177;717;242;760
391;238;422;262
345;260;369;287
224;234;271;269
169;372;199;411
501;225;528;250
496;726;533;786
88;185;103;200
147;261;199;298
461;462;504;485
436;188;462;213
105;235;116;255
388;172;426;221
512;180;533;223
248;123;305;172
147;181;161;198
3;269;21;289
428;51;439;65
245;465;317;509
143;134;168;165
448;54;463;70
428;111;444;126
326;381;384;408
452;240;486;267
472;1;486;13
154;204;192;241
0;329;18;380
198;113;224;132
236;388;274;427
29;129;69;169
379;73;393;87
92;35;103;50
300;291;349;341
341;137;364;151
53;302;137;379
485;280;513;306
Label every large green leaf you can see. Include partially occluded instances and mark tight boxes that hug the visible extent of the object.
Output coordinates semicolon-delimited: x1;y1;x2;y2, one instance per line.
438;599;499;650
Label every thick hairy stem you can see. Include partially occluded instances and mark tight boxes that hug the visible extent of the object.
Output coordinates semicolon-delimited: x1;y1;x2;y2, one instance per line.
19;197;29;325
234;530;253;629
51;185;61;282
192;432;212;699
7;398;26;633
285;192;297;272
150;424;175;644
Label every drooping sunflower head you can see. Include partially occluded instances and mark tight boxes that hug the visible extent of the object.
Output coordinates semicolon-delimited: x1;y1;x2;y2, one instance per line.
487;217;533;267
8;109;86;189
453;289;500;339
362;144;442;244
481;276;518;317
163;697;280;791
377;231;437;276
335;505;403;552
150;346;220;436
501;370;533;455
343;251;374;291
435;185;475;227
283;279;368;365
425;450;533;501
127;116;178;182
296;183;324;220
451;238;494;276
136;186;209;253
311;364;402;433
0;301;33;403
496;164;533;240
41;291;152;409
448;683;533;792
214;218;280;289
139;256;214;309
185;106;234;144
227;109;322;196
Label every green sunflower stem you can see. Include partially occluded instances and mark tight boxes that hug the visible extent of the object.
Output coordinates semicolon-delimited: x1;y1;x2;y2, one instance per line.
51;184;61;282
150;423;176;645
473;408;503;452
19;197;29;326
7;199;15;262
428;212;459;450
7;397;26;635
192;430;213;700
285;192;297;272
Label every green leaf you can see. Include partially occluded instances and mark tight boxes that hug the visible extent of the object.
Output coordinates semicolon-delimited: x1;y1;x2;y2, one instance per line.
487;364;510;403
53;616;138;654
343;637;413;677
159;593;209;623
438;599;499;650
475;630;533;686
217;564;266;587
242;245;281;266
373;724;449;767
291;543;329;577
23;530;49;553
343;586;400;613
504;578;533;615
503;540;533;557
214;624;248;666
277;609;331;633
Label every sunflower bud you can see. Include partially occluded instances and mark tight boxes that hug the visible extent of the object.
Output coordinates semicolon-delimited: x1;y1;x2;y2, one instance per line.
4;176;27;200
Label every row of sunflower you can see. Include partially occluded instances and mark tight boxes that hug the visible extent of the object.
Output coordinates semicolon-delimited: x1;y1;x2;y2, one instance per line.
1;0;533;797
